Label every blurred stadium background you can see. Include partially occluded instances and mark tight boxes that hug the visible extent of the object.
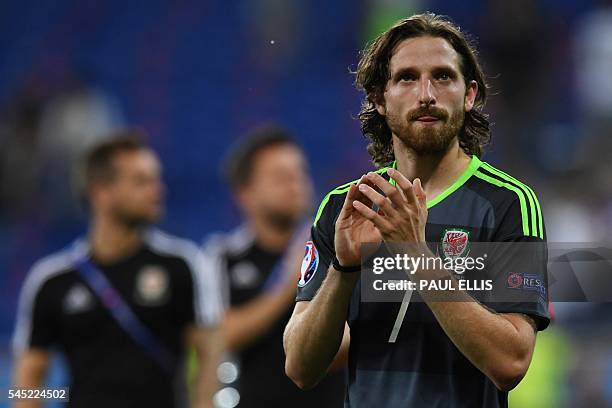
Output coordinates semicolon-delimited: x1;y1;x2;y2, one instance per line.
1;0;611;407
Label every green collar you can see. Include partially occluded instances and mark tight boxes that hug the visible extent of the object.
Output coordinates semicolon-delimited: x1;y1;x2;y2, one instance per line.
388;155;481;209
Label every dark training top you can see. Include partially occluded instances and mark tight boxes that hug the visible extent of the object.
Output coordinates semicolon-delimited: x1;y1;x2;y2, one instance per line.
13;229;223;408
296;156;550;408
203;226;345;408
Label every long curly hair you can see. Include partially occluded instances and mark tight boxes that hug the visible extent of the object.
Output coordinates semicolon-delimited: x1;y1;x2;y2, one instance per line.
355;13;491;167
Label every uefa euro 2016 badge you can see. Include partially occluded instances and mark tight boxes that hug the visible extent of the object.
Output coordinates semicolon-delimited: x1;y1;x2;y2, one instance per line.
298;241;319;287
135;265;169;306
440;228;471;259
230;261;261;289
63;283;95;314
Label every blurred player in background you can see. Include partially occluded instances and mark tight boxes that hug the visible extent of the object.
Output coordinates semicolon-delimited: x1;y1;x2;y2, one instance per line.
12;133;223;408
284;13;549;407
202;126;345;407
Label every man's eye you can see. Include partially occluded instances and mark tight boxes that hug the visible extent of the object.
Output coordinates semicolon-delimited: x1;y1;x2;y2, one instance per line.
399;74;416;82
436;73;451;81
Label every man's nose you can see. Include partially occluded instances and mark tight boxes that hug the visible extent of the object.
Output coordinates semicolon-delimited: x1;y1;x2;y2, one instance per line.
418;78;436;106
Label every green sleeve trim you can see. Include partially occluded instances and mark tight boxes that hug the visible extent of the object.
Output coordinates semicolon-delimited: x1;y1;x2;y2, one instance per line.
313;185;352;227
474;170;531;237
480;162;543;239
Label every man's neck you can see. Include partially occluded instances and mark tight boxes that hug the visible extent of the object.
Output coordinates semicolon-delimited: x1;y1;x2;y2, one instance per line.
393;137;472;204
249;217;294;254
89;216;143;264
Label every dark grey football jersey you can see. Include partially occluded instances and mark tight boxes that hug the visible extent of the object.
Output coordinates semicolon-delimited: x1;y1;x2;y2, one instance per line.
296;155;550;408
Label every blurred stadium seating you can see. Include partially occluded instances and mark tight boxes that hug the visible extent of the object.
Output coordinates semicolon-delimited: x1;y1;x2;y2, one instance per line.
1;0;611;406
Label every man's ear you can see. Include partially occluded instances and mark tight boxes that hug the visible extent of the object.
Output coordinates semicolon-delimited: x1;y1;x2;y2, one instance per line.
464;80;478;112
234;187;251;212
88;184;112;213
373;92;386;116
89;184;103;206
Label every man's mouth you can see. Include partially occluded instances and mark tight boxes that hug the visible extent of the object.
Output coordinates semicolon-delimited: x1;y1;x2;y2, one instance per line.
415;115;440;123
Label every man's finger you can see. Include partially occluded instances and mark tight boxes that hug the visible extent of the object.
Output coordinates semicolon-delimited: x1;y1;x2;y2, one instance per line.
346;182;359;203
355;175;375;208
413;178;427;208
387;168;418;207
357;184;396;217
352;200;392;232
338;183;358;221
366;172;405;209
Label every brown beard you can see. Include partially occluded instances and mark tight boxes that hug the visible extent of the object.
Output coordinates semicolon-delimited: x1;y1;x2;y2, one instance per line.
387;105;464;154
263;210;300;232
112;206;160;229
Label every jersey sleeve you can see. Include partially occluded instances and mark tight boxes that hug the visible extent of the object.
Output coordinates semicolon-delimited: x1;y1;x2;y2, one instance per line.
12;262;61;354
486;192;550;331
186;243;225;328
295;193;340;302
201;235;230;309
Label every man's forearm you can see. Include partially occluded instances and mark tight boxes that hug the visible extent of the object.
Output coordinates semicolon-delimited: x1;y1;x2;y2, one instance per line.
224;285;293;352
427;299;534;390
12;349;49;408
284;267;358;389
409;249;536;391
192;367;216;408
189;327;223;408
